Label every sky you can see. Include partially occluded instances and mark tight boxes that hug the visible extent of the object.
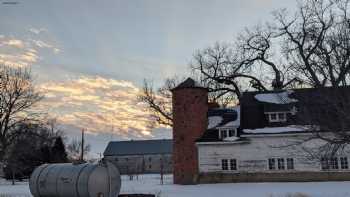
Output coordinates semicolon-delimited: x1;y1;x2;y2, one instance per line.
0;0;297;156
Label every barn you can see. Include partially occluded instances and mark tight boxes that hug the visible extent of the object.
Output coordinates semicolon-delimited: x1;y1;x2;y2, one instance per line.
172;78;350;184
104;139;172;175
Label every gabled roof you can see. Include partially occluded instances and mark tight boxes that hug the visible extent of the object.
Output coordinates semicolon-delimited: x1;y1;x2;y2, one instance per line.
103;139;172;156
171;77;206;91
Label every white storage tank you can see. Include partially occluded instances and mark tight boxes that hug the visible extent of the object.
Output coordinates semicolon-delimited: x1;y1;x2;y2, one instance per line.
29;160;121;197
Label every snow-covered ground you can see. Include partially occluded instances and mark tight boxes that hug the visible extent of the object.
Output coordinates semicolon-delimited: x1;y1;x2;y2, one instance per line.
2;174;350;197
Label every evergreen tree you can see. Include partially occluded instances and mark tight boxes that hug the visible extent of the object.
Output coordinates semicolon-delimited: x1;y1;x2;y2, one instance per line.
51;137;68;163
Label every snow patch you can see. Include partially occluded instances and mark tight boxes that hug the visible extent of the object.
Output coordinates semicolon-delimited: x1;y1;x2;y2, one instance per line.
255;90;298;104
223;136;240;141
208;116;223;129
3;176;350;197
243;125;309;134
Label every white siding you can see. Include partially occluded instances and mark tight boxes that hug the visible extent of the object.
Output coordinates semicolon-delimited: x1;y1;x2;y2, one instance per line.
197;134;350;173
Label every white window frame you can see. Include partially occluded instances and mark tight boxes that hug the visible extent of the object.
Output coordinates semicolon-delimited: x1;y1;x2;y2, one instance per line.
268;157;294;171
340;157;349;169
268;158;276;170
221;158;238;171
286;158;294;170
277;158;285;170
221;159;229;171
265;112;288;123
321;157;344;170
218;129;237;139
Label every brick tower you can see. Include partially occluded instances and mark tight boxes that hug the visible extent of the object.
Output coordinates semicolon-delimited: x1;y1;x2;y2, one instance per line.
171;78;208;184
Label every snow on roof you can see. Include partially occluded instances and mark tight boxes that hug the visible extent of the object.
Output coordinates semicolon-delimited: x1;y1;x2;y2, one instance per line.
218;106;240;128
223;136;240;141
243;125;310;134
254;90;298;104
207;116;223;129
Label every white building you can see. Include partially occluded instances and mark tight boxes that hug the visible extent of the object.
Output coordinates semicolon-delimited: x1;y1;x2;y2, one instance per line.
196;88;350;183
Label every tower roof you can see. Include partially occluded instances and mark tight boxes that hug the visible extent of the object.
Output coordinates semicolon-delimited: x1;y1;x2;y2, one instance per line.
172;77;206;91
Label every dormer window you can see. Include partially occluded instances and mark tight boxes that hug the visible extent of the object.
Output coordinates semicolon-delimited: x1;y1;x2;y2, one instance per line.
266;112;287;123
219;129;237;139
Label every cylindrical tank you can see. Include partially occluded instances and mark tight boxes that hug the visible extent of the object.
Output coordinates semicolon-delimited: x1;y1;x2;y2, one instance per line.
29;160;121;197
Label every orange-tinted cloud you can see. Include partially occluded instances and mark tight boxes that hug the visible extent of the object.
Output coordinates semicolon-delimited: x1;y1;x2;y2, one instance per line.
0;34;60;68
38;76;160;139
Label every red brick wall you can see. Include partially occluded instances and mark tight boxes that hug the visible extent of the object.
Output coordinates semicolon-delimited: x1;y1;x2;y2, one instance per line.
172;87;208;184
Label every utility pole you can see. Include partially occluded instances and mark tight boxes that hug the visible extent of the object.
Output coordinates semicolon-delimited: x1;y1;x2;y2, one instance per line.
80;128;85;162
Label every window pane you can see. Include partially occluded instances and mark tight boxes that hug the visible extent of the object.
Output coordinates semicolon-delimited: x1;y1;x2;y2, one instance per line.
220;130;227;139
270;114;277;120
229;130;235;137
287;158;294;170
230;159;237;170
340;157;348;169
222;159;228;170
278;158;285;170
268;158;275;170
321;158;329;170
330;157;339;169
278;113;285;120
220;130;226;139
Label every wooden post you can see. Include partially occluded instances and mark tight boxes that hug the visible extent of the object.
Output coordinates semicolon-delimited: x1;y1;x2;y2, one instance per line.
80;129;85;162
160;154;164;185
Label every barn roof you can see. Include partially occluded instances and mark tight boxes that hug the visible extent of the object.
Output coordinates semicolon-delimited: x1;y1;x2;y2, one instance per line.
103;139;172;156
240;86;350;133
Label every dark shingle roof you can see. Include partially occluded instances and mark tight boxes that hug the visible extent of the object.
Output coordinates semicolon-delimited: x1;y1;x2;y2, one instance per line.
103;139;172;156
171;77;206;91
240;86;350;132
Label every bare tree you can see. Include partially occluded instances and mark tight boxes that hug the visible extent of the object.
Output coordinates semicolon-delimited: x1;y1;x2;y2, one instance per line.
139;0;350;136
0;66;42;161
192;0;350;97
295;87;350;159
67;139;91;161
275;0;350;87
138;79;175;127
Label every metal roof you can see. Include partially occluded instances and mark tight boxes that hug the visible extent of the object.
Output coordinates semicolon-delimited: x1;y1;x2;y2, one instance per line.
103;139;173;156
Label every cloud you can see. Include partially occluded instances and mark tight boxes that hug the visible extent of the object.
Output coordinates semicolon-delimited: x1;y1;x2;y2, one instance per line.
0;34;60;68
0;49;38;67
38;76;162;139
2;39;25;48
29;27;47;34
31;39;53;48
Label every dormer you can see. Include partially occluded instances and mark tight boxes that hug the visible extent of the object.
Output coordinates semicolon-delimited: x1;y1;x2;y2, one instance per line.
206;106;240;140
218;128;238;139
